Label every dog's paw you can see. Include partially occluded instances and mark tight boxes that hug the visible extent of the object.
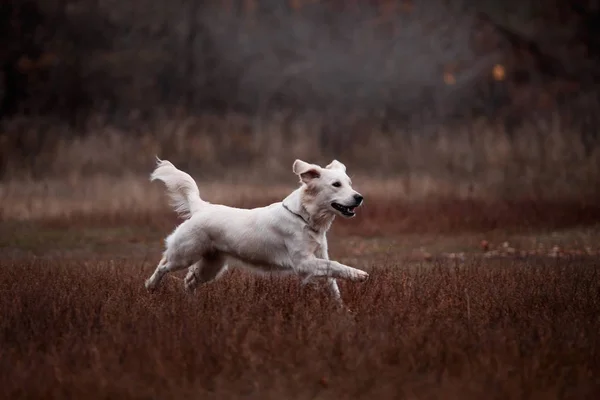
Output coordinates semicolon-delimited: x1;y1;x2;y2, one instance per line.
145;278;157;291
184;276;197;293
184;270;199;292
353;270;369;282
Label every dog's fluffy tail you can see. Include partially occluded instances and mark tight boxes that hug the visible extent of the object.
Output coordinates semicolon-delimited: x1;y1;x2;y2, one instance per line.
151;157;205;219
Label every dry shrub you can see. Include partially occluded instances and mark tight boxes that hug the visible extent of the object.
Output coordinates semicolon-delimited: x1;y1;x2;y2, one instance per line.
9;197;599;240
2;112;600;202
1;258;598;399
3;172;600;236
351;197;600;235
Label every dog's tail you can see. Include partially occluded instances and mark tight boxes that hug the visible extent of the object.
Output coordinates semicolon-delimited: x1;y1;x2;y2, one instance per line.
151;157;205;219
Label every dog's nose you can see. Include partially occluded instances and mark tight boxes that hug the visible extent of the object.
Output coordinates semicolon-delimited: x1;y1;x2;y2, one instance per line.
354;194;364;204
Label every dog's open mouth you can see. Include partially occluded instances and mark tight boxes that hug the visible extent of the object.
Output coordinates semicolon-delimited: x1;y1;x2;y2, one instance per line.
331;202;357;217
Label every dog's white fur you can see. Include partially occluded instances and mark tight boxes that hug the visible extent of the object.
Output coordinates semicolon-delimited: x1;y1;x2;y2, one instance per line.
145;158;368;304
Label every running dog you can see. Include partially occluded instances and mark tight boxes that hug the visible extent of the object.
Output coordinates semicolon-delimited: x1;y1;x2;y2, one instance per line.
145;158;368;304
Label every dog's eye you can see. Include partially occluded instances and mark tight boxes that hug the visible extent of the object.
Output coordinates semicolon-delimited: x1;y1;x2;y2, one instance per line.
332;182;341;188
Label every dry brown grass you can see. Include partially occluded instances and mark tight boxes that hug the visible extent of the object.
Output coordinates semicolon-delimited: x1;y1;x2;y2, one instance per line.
2;175;600;399
1;257;598;399
3;112;600;201
4;195;600;237
3;174;600;237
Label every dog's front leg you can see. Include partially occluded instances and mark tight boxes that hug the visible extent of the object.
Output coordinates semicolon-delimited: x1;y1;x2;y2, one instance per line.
315;243;343;305
295;257;368;282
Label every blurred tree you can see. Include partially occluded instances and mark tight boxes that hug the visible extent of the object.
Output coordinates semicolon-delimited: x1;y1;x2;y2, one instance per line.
0;1;45;116
0;0;599;132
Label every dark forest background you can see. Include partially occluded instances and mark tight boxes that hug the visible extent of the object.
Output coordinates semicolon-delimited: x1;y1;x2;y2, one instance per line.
2;0;600;197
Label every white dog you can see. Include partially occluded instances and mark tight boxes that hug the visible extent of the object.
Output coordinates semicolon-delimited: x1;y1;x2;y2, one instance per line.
145;158;368;304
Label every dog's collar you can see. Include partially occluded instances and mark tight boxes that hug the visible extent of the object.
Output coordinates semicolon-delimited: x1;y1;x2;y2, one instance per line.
282;202;318;233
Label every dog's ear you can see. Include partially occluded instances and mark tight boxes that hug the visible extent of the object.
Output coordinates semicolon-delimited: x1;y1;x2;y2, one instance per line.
293;159;321;183
325;160;346;172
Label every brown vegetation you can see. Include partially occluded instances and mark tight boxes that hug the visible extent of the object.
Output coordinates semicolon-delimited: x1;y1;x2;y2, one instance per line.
4;180;600;236
1;256;598;399
2;176;600;399
3;1;600;396
2;112;600;203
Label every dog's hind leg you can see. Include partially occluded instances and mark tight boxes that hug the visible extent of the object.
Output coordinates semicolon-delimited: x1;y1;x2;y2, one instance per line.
145;256;167;290
184;252;228;293
146;220;212;291
145;256;192;291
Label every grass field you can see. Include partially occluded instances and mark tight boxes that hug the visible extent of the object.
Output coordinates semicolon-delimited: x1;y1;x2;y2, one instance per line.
1;184;600;399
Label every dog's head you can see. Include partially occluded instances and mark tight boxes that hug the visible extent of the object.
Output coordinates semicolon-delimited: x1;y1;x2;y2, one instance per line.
293;159;363;219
